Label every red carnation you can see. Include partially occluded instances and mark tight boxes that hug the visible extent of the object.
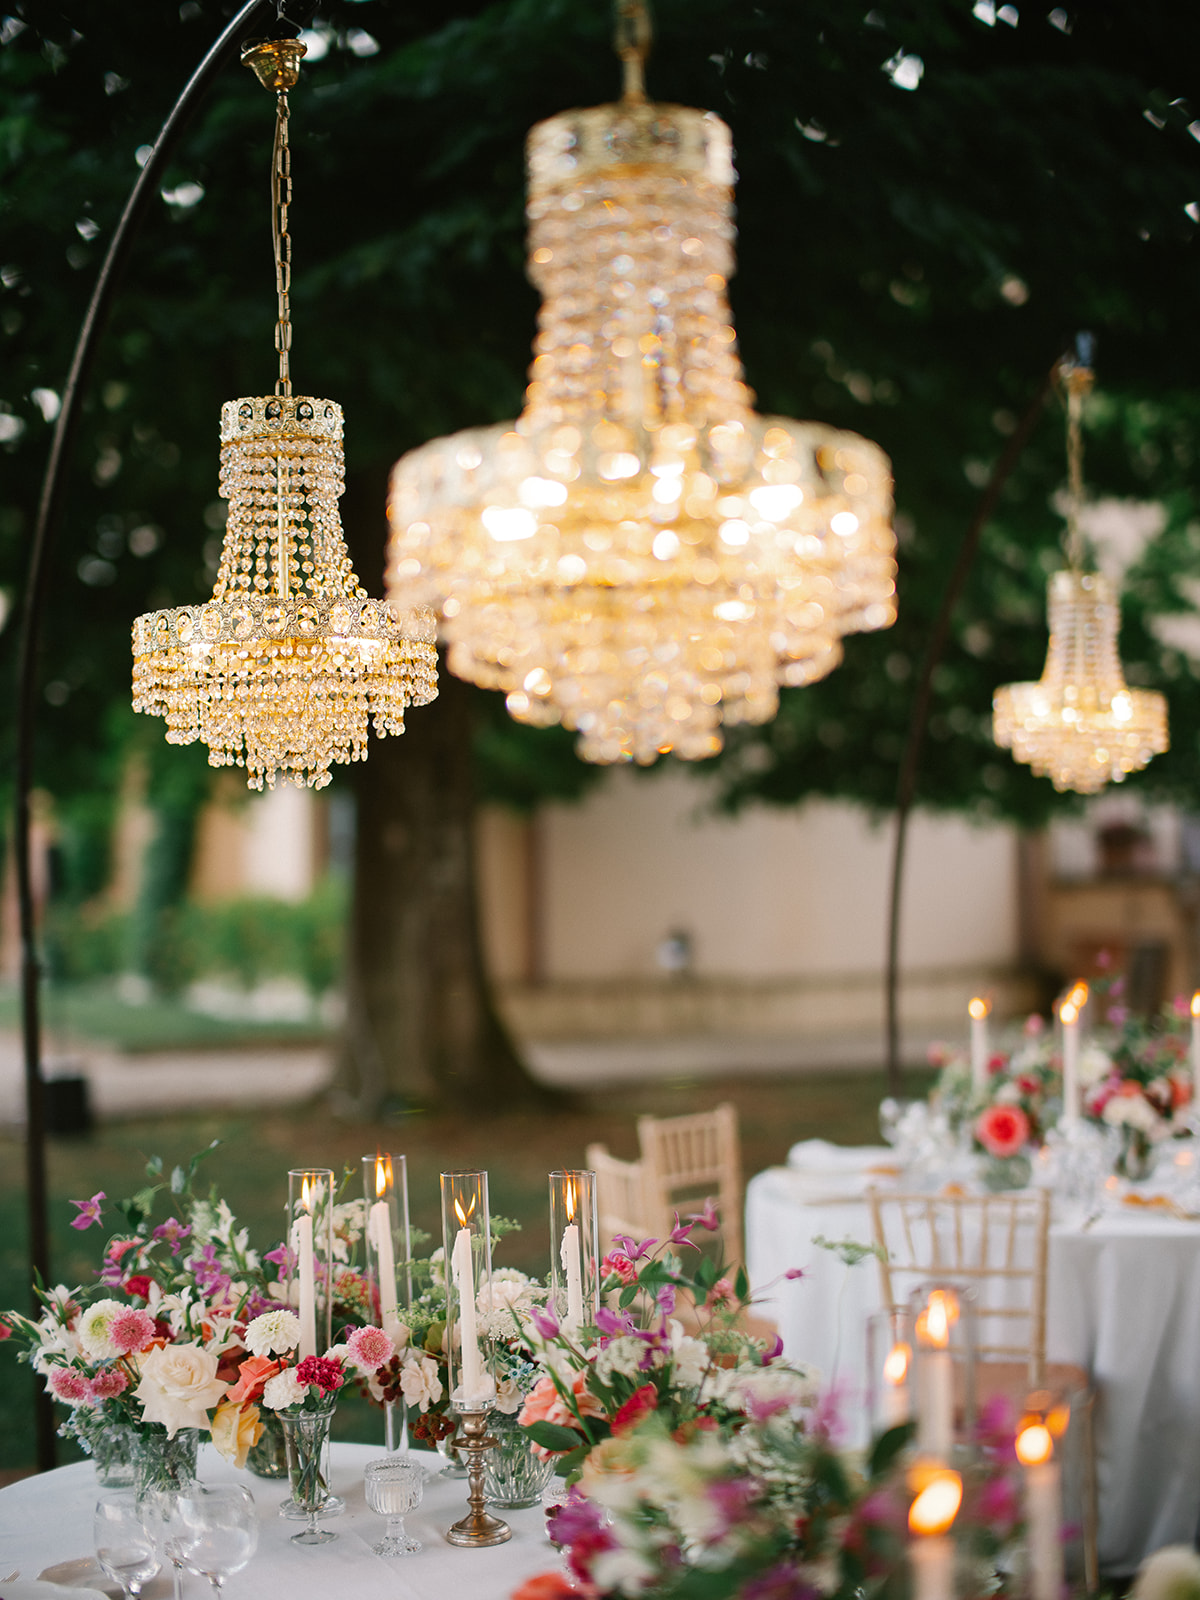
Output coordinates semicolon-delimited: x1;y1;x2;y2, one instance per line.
612;1383;658;1435
294;1355;345;1395
123;1275;153;1301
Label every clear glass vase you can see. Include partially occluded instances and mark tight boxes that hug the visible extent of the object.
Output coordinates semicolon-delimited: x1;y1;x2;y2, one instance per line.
981;1152;1033;1192
483;1411;555;1509
1115;1125;1155;1183
89;1421;140;1487
134;1426;199;1496
246;1410;288;1479
280;1399;340;1544
435;1431;470;1479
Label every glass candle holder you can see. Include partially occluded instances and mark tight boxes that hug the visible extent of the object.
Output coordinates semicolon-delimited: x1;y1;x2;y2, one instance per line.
287;1169;335;1360
439;1170;496;1410
362;1154;411;1341
866;1304;914;1437
910;1283;975;1462
548;1170;599;1334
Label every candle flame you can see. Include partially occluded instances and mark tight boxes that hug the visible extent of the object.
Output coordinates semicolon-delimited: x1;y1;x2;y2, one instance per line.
454;1194;477;1227
908;1471;962;1536
916;1289;957;1349
1015;1422;1053;1466
968;996;990;1021
1059;999;1077;1026
566;1181;576;1224
1070;981;1089;1008
883;1341;910;1386
1191;991;1200;1020
300;1175;312;1212
375;1155;391;1199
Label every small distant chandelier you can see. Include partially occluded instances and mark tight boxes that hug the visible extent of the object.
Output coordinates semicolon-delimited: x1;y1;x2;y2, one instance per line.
132;37;437;790
993;358;1167;794
385;2;896;765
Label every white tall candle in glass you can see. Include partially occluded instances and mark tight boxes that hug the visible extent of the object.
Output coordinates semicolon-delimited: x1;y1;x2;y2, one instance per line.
1060;995;1081;1127
968;997;990;1093
916;1291;955;1462
910;1536;955;1600
907;1472;962;1600
1191;993;1200;1108
1017;1425;1062;1600
295;1204;316;1360
452;1225;485;1403
881;1341;912;1428
561;1222;584;1330
369;1199;400;1339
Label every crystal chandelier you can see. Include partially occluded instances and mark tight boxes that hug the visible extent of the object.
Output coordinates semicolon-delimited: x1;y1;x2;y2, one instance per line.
993;360;1168;795
132;37;437;791
385;3;896;765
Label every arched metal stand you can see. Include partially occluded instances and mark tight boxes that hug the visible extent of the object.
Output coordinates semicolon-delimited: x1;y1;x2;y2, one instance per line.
13;0;275;1471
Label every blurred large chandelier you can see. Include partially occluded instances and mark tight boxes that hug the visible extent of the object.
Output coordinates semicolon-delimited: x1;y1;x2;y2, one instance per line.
993;359;1168;794
132;37;437;790
386;3;896;765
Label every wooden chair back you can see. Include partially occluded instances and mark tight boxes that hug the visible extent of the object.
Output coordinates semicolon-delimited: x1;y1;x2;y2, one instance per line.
866;1188;1051;1385
636;1102;743;1266
586;1142;650;1255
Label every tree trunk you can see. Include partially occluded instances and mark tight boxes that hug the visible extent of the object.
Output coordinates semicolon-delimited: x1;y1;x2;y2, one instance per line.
336;661;550;1115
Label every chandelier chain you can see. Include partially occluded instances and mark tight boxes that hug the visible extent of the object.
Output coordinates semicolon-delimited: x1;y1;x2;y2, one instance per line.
615;0;651;103
1060;359;1092;571
272;88;293;397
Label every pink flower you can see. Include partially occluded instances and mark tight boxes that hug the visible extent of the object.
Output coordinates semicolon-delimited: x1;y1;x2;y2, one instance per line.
601;1252;636;1286
294;1355;345;1395
108;1307;156;1356
975;1104;1030;1159
1023;1014;1046;1037
346;1325;394;1372
612;1383;658;1435
48;1367;94;1405
225;1355;282;1405
91;1366;130;1400
70;1192;105;1230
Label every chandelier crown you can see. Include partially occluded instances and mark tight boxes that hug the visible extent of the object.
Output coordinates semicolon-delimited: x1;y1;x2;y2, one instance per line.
387;15;896;765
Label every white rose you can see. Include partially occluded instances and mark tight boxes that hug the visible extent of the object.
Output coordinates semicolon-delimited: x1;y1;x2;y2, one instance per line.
493;1375;523;1415
398;1353;443;1413
262;1368;306;1411
668;1330;710;1390
132;1342;228;1438
1103;1093;1160;1134
1080;1045;1114;1087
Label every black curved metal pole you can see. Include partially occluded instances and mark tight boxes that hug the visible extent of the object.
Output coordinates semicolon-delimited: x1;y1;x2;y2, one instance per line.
14;0;273;1472
883;361;1059;1096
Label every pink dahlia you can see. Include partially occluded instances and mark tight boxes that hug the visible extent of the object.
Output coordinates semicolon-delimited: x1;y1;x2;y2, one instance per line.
48;1367;93;1405
90;1366;130;1400
975;1103;1031;1159
346;1325;394;1372
108;1306;156;1356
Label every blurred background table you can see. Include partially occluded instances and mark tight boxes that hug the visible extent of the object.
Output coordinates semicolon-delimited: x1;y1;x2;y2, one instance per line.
747;1153;1200;1576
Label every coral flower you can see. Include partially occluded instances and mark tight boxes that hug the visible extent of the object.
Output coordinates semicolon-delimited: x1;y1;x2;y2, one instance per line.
976;1103;1030;1159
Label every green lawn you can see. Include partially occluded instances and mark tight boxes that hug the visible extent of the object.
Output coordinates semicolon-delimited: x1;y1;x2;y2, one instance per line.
0;1068;928;1470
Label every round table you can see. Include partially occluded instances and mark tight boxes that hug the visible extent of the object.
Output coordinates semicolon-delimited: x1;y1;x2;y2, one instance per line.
746;1162;1200;1576
0;1443;560;1600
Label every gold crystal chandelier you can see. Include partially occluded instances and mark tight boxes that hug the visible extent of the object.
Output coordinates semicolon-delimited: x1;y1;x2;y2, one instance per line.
131;37;437;791
385;3;896;765
993;360;1167;794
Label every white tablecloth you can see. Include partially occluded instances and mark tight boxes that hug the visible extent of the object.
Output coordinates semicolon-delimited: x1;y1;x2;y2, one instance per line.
747;1164;1200;1575
0;1443;559;1600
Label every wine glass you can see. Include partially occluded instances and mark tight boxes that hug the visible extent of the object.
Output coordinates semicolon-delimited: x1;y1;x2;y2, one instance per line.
94;1490;161;1600
364;1456;424;1555
137;1485;186;1600
168;1485;258;1595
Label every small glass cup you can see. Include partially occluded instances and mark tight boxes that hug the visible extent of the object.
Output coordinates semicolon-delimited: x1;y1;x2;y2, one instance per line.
94;1490;160;1600
364;1456;424;1555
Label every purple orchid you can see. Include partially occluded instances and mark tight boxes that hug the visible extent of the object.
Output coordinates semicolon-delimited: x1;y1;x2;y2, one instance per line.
656;1284;677;1315
530;1303;561;1341
594;1306;637;1338
69;1192;105;1230
611;1233;657;1262
759;1332;784;1364
784;1266;806;1280
264;1241;296;1275
685;1197;721;1233
186;1243;231;1299
704;1476;758;1541
666;1212;699;1250
152;1217;191;1256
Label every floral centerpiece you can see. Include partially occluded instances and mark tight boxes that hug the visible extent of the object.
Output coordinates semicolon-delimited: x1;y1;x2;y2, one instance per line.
1;1145;274;1485
1079;991;1193;1180
513;1211;1027;1600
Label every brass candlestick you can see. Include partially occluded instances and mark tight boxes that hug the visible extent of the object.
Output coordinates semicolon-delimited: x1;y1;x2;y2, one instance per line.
444;1407;511;1547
